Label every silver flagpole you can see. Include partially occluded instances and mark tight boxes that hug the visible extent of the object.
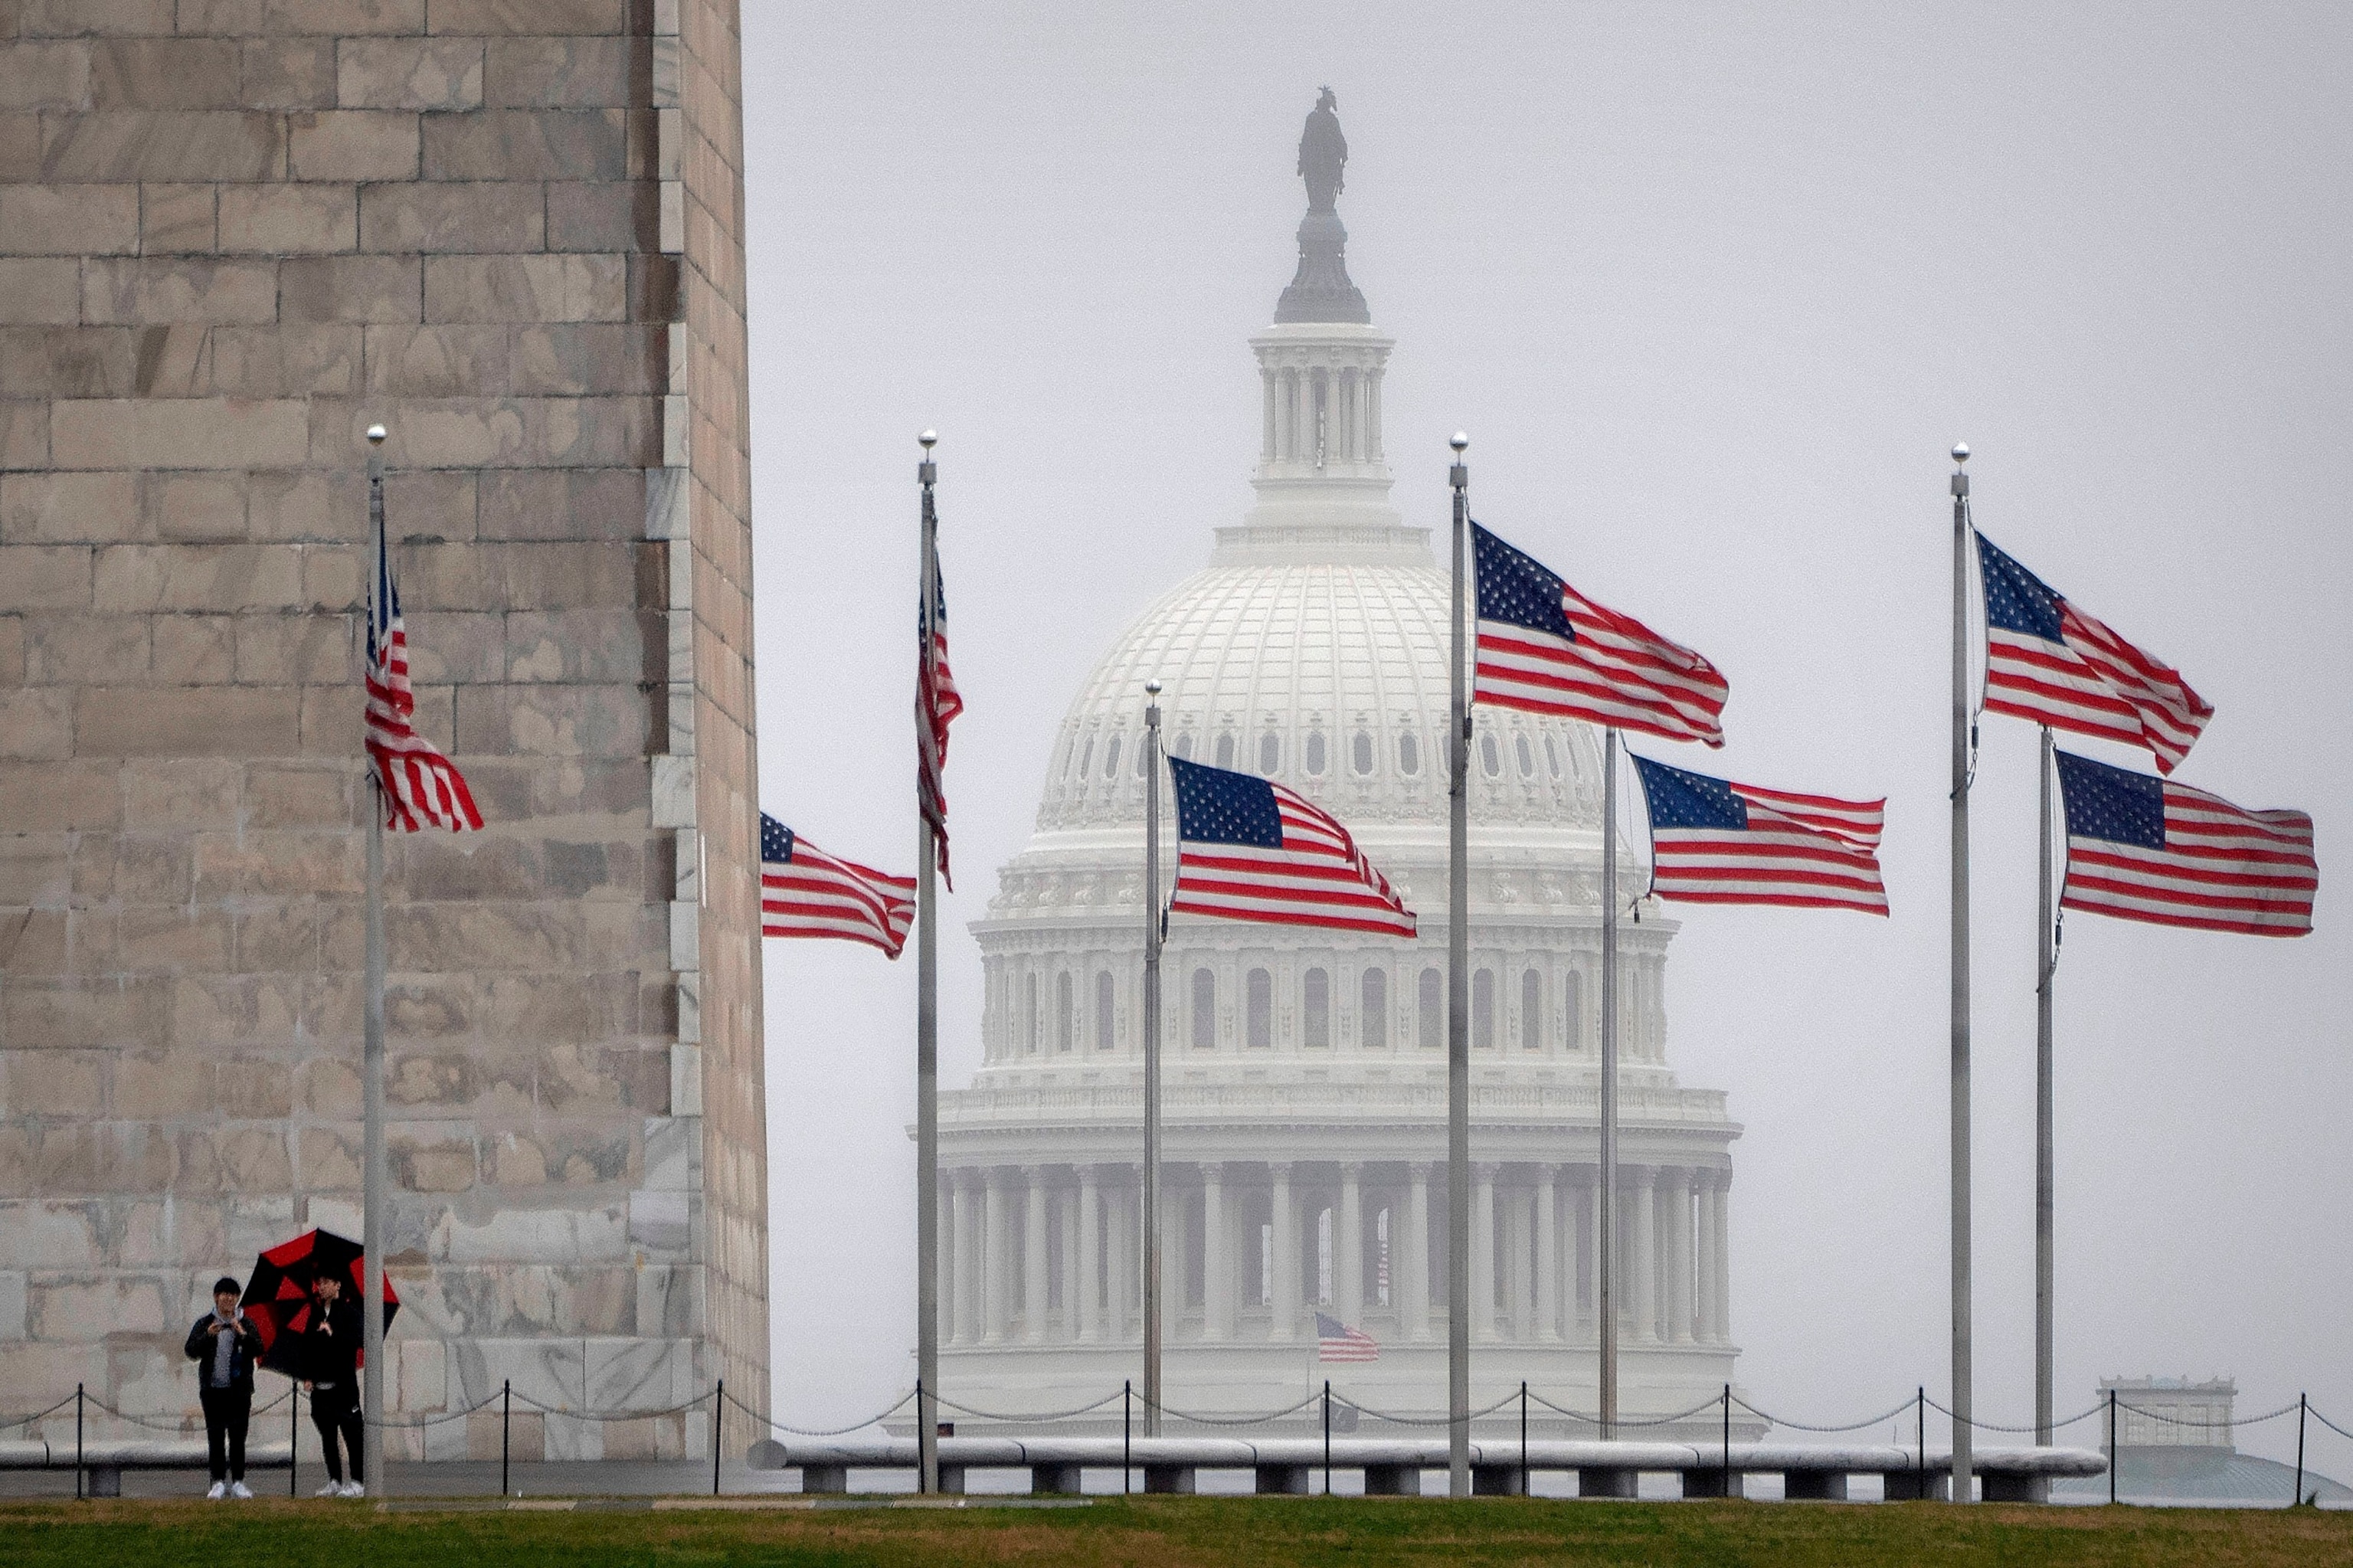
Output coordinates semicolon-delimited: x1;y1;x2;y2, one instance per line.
1445;434;1471;1498
1141;680;1164;1435
1949;441;1974;1499
2034;722;2054;1449
362;423;388;1500
915;431;941;1495
1599;726;1618;1445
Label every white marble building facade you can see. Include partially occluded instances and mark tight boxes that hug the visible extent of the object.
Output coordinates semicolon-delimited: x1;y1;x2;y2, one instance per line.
935;155;1744;1435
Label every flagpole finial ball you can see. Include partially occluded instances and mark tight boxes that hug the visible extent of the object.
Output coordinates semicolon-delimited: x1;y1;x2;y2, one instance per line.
1951;442;1969;464
919;430;937;450
365;424;387;446
1450;431;1468;453
1145;679;1162;695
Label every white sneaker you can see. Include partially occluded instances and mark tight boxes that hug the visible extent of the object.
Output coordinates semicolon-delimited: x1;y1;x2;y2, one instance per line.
341;1482;365;1499
206;1481;227;1501
229;1481;253;1500
317;1481;344;1497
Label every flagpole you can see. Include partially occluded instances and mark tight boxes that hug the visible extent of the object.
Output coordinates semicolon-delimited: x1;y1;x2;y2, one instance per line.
2034;722;2054;1449
915;431;941;1495
362;423;388;1501
1141;680;1164;1435
1445;433;1471;1498
1949;441;1974;1500
1599;725;1618;1444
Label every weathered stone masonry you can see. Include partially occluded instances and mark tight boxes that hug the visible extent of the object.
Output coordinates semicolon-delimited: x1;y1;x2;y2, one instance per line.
0;0;764;1462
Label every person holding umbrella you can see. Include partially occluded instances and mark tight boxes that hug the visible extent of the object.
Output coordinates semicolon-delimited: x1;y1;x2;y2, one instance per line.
299;1272;365;1498
183;1277;262;1500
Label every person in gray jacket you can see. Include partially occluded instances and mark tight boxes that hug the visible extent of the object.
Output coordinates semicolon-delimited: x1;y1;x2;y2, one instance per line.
183;1277;263;1499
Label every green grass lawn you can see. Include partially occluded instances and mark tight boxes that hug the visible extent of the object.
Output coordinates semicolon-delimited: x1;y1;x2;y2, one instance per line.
2;1497;2350;1567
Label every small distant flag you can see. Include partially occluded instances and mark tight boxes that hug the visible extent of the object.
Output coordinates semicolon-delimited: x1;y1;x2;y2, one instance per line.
1315;1312;1379;1363
1631;756;1888;915
365;503;480;833
1471;521;1728;747
917;535;964;887
2054;751;2315;937
1977;534;2212;774
1167;756;1415;938
760;813;916;958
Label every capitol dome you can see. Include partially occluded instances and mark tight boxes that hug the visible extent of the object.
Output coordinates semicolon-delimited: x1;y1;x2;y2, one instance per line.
933;104;1743;1437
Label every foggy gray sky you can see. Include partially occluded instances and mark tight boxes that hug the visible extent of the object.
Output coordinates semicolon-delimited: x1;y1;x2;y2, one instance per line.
741;2;2353;1464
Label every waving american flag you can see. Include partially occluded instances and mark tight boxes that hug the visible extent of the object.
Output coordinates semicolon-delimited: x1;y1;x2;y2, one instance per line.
760;814;915;958
1977;534;2212;774
1631;755;1887;915
1167;756;1415;938
917;535;963;886
1315;1312;1379;1363
2054;750;2315;937
365;502;480;833
1472;522;1728;747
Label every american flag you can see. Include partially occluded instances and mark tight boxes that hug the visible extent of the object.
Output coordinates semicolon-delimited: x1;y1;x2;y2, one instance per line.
917;536;963;887
1167;756;1415;938
1315;1311;1379;1363
2054;750;2315;938
1472;521;1728;747
1631;755;1887;915
365;502;480;833
1977;534;2212;774
760;813;915;958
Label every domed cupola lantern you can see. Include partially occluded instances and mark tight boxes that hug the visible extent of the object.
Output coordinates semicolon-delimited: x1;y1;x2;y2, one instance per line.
935;94;1746;1442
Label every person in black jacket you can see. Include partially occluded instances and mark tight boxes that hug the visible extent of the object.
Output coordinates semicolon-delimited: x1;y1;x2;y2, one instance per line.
298;1272;365;1498
183;1277;263;1499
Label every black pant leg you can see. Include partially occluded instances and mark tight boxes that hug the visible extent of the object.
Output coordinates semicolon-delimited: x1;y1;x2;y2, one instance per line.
201;1389;228;1482
309;1389;346;1481
340;1393;365;1485
223;1389;250;1481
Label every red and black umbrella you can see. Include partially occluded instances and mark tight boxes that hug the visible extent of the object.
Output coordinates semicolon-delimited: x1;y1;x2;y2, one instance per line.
240;1228;398;1379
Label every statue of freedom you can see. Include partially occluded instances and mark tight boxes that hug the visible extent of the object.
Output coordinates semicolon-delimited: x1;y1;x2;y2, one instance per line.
1298;87;1347;214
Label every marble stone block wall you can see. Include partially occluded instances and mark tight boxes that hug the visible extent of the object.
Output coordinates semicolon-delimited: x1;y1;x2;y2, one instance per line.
0;0;766;1459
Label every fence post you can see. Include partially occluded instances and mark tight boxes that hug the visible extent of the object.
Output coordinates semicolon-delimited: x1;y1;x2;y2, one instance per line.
74;1383;82;1501
1723;1383;1732;1481
501;1379;511;1498
712;1378;724;1498
2295;1393;2307;1507
1916;1386;1925;1483
1322;1379;1331;1496
2107;1389;2117;1505
1123;1379;1132;1495
290;1386;299;1498
1520;1380;1528;1494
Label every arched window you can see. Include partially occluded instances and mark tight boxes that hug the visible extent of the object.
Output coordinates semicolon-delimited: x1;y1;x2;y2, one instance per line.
1135;736;1150;776
1472;967;1494;1049
1543;734;1562;778
1375;1206;1391;1305
1520;968;1543;1050
1563;970;1582;1051
1397;731;1420;776
1075;737;1093;779
1352;731;1375;776
1170;732;1193;761
1418;966;1442;1048
1191;967;1216;1049
1215;732;1235;769
1304;732;1327;775
1360;967;1388;1049
1479;733;1501;778
1515;734;1535;778
1103;735;1121;778
1055;972;1073;1052
1258;732;1280;775
1095;970;1114;1050
1246;967;1272;1048
1303;967;1330;1047
1023;973;1039;1053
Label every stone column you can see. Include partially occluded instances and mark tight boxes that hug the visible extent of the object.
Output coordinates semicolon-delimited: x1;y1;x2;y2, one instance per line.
1108;1177;1132;1340
1472;1164;1498;1342
1268;1162;1297;1340
1711;1171;1732;1344
1059;1179;1082;1341
1535;1166;1560;1340
1573;1168;1595;1331
1405;1163;1432;1341
948;1174;973;1344
1337;1163;1364;1326
983;1170;1010;1343
1023;1167;1049;1344
1692;1168;1716;1344
1203;1163;1229;1340
1078;1166;1102;1341
1665;1168;1695;1343
1627;1166;1656;1344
